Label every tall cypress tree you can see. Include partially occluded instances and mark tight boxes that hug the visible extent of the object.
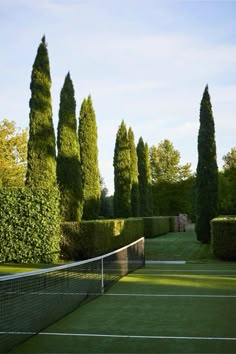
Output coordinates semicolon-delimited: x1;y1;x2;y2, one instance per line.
145;142;153;215
113;120;131;218
195;85;218;243
26;36;56;188
137;137;152;216
57;72;83;221
78;95;100;220
128;127;140;216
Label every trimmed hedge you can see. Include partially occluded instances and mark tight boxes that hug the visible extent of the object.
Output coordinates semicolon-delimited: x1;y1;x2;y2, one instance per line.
143;217;171;238
169;216;177;232
61;216;176;259
0;187;61;263
61;218;143;260
211;216;236;260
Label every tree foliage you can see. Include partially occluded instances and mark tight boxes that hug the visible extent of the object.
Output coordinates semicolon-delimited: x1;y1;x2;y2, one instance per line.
0;119;27;187
223;147;236;171
219;147;236;215
57;72;83;221
152;177;196;219
150;139;192;183
26;36;57;188
137;137;152;216
195;86;218;243
113;120;131;217
78;95;100;220
128;127;140;216
99;176;113;218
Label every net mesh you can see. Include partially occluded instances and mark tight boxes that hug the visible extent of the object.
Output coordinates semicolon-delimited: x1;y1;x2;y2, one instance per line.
0;237;144;353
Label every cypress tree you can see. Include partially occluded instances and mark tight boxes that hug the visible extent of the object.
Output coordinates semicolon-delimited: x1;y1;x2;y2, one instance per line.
113;120;131;218
128;127;140;216
137;138;152;216
78;95;100;219
195;85;218;243
57;72;83;221
26;36;56;188
145;142;153;215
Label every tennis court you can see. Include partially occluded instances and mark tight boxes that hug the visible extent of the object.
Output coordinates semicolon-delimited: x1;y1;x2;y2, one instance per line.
8;261;236;353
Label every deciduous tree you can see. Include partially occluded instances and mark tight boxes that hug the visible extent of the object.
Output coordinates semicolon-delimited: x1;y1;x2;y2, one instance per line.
219;148;236;215
0;119;27;187
150;139;191;183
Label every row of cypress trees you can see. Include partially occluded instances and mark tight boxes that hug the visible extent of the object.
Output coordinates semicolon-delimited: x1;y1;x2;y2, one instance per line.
25;37;219;243
113;86;219;244
113;121;152;218
26;36;100;221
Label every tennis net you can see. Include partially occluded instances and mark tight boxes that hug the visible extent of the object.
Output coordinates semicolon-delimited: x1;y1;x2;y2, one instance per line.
0;237;144;353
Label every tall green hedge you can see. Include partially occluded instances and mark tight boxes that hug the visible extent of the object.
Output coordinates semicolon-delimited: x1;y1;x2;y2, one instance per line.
61;216;174;260
143;217;171;238
0;187;60;263
61;218;143;260
211;216;236;260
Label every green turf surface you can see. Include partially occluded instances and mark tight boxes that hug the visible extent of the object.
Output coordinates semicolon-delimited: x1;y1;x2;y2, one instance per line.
145;226;218;262
0;263;63;276
9;263;236;354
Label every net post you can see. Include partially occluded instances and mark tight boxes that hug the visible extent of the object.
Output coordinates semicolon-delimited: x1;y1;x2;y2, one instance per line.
101;257;104;294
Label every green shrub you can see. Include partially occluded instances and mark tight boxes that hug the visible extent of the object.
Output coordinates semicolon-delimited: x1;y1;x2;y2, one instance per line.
169;216;177;232
61;218;143;260
211;216;236;260
143;216;170;238
0;187;60;263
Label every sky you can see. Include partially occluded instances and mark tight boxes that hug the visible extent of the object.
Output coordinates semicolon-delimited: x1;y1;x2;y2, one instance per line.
1;0;236;194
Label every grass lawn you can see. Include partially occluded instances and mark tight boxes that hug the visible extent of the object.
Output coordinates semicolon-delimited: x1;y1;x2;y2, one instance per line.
3;226;236;353
8;263;236;354
0;263;58;276
145;225;220;262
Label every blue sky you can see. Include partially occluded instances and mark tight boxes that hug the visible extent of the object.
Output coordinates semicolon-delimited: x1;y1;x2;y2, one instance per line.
1;0;236;194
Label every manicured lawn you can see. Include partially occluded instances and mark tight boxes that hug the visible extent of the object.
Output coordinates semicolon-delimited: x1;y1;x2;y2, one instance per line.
145;225;219;262
9;262;236;354
0;263;58;276
4;227;236;353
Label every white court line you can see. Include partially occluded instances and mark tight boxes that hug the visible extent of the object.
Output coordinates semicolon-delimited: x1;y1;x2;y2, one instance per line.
39;332;236;341
137;270;236;273
1;331;236;341
103;293;236;298
146;261;186;264
129;273;236;277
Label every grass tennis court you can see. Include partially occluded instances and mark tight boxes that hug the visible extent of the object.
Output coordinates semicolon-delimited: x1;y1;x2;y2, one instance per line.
9;264;236;353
